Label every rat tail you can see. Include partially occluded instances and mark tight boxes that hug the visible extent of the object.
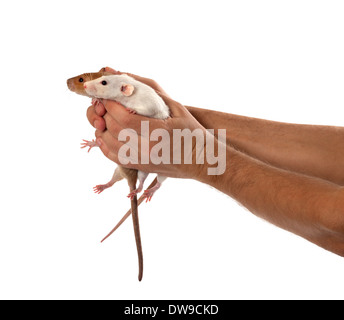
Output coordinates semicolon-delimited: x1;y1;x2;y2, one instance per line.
100;177;158;243
130;193;143;281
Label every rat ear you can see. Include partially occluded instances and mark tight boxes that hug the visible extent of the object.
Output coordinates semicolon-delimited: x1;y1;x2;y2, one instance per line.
121;84;134;96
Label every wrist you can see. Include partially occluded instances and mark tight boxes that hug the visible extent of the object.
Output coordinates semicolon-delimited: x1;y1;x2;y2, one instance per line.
191;131;229;185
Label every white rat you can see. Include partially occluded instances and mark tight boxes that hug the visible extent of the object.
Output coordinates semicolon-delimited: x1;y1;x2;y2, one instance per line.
85;74;169;119
82;74;169;199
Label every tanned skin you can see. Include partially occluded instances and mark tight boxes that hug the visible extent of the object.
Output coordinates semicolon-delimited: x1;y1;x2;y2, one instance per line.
88;67;344;256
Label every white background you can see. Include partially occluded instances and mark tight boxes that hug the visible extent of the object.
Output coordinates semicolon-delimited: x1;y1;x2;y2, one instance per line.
0;0;343;300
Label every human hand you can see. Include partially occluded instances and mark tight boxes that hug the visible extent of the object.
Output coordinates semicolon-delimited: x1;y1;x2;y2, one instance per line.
94;93;208;179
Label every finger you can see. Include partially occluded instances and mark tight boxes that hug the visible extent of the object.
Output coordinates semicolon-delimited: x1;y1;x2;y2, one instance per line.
103;66;120;75
95;101;106;116
95;128;141;170
95;129;118;147
95;130;121;165
104;67;146;83
98;67;118;74
103;112;123;139
102;100;155;132
87;105;106;131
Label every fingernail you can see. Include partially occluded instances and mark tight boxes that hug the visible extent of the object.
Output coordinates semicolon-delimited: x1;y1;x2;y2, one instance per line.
96;138;102;146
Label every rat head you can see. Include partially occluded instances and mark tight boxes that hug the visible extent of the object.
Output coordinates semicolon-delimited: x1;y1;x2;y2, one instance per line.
83;75;135;99
67;70;110;97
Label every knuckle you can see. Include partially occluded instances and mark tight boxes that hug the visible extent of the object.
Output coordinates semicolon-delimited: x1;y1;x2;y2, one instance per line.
86;105;93;118
104;115;119;136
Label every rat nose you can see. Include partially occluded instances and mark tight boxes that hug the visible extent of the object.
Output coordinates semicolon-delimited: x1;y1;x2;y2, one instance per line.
84;84;87;89
67;79;75;90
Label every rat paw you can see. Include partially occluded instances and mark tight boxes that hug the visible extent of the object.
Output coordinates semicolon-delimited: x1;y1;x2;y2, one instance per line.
93;184;108;194
92;98;103;107
142;181;161;203
80;139;99;152
142;189;155;203
127;193;136;200
127;187;143;200
127;108;137;114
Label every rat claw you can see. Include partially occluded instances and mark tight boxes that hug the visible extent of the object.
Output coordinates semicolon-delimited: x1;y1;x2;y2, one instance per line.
127;108;137;114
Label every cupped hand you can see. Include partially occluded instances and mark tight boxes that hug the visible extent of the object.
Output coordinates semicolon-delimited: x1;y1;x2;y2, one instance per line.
95;93;207;179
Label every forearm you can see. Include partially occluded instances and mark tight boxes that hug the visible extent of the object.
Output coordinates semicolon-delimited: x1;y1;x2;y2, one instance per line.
186;106;344;185
197;145;344;255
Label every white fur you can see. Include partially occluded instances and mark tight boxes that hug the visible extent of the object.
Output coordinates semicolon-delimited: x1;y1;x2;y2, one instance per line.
84;74;170;119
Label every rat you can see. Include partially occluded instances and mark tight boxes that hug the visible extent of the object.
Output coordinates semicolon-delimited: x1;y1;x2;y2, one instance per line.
83;74;170;200
67;71;170;281
67;71;168;199
66;69;157;233
67;71;143;280
83;74;170;281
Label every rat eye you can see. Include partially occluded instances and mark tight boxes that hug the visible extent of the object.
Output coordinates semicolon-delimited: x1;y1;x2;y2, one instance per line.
101;80;107;85
79;77;84;83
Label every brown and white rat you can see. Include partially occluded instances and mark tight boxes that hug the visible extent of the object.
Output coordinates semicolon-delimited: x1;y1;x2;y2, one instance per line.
67;71;170;281
67;70;156;236
67;71;169;198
